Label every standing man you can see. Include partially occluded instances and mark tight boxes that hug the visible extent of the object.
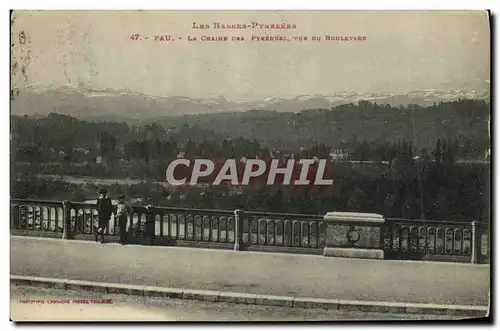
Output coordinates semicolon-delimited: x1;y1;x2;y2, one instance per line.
116;194;133;245
96;188;113;243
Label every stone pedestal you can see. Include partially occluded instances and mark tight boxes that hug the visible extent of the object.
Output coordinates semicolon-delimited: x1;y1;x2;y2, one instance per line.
323;212;385;259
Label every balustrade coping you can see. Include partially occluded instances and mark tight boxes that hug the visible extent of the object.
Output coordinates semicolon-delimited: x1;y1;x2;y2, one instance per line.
386;218;477;226
11;198;63;205
244;211;324;219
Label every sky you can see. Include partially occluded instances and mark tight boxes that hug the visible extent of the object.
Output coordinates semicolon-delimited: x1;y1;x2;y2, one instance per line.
11;10;491;100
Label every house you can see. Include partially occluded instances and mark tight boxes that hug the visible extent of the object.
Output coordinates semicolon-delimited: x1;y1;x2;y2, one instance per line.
330;148;349;160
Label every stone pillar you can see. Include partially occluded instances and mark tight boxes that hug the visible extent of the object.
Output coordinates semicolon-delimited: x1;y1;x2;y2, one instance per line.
234;209;243;251
62;200;72;240
471;221;479;264
146;205;155;245
323;212;385;259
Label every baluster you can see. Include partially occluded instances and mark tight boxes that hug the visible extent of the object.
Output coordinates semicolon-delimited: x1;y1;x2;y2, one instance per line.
239;217;247;244
434;227;439;254
276;220;284;246
186;214;193;240
193;215;201;241
27;205;33;230
273;219;278;246
471;221;479;264
229;215;236;244
154;214;160;237
206;215;212;242
387;222;394;252
253;218;259;245
201;215;208;241
62;201;71;239
24;205;29;230
418;227;425;252
269;219;275;245
308;221;316;248
437;227;445;254
284;220;292;246
453;228;461;255
309;221;314;248
172;214;179;240
219;216;226;243
301;221;309;247
444;228;454;255
318;221;326;247
34;206;40;230
158;213;164;238
398;226;404;252
211;215;218;242
16;204;21;229
49;207;54;231
262;219;268;245
427;227;437;254
54;207;58;232
166;213;172;239
217;216;223;243
260;219;271;245
179;214;186;240
461;229;468;255
170;213;176;239
412;226;418;252
292;220;301;247
408;226;413;252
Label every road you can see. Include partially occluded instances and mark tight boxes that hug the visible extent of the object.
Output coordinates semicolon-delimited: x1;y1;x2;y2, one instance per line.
10;285;466;321
11;236;490;306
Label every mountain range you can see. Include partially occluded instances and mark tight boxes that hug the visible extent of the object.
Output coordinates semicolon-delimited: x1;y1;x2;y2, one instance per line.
11;84;490;119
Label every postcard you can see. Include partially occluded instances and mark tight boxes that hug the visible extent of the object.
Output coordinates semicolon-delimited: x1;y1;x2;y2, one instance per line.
10;10;491;322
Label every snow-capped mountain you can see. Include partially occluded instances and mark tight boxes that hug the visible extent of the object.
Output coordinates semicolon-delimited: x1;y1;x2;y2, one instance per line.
11;85;490;119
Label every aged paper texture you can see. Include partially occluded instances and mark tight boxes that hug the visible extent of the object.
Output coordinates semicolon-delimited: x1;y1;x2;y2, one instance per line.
10;10;490;322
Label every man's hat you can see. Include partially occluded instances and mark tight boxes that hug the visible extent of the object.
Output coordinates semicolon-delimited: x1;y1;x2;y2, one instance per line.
99;188;108;194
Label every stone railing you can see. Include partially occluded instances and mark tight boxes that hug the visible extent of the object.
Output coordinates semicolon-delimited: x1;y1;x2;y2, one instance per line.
384;218;490;264
10;198;489;263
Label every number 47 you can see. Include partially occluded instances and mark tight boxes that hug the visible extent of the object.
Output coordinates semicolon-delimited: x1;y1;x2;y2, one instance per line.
129;34;140;41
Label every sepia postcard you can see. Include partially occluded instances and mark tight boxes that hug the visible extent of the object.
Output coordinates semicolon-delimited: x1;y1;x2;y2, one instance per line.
10;10;491;322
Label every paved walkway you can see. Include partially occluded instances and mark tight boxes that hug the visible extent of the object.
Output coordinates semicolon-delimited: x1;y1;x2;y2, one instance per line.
10;236;490;306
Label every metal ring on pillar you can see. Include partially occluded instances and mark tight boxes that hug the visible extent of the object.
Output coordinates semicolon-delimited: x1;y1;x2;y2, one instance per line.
346;227;361;245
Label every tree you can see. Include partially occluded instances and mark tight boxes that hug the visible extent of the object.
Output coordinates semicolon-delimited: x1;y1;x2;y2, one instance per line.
434;139;442;163
444;138;456;165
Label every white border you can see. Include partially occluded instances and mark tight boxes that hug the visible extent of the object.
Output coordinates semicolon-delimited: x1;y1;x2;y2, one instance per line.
2;1;498;10
2;1;497;330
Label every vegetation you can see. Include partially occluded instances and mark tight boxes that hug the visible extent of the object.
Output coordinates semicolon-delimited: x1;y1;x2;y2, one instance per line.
10;99;491;223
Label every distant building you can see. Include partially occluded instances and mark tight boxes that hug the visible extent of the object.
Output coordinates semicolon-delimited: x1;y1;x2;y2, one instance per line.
74;147;90;155
330;148;349;160
485;148;491;161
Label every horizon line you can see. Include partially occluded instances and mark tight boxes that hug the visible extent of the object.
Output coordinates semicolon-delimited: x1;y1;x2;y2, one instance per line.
17;83;491;103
